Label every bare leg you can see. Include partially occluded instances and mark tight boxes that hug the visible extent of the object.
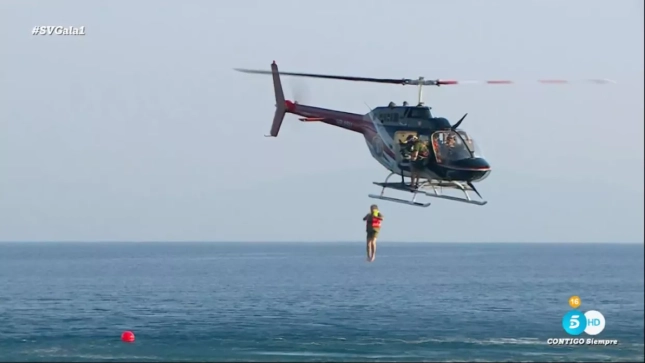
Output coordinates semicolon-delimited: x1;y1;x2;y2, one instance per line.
370;240;377;262
410;173;417;188
365;235;373;261
410;168;419;187
366;238;371;261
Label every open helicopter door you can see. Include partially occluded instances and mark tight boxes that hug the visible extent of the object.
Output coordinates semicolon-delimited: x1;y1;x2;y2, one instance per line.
393;131;431;167
371;131;432;207
393;131;416;167
369;131;434;207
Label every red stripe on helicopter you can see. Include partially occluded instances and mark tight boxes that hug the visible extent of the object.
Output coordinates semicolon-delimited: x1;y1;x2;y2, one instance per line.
437;79;611;85
285;102;397;159
439;80;514;85
444;166;492;171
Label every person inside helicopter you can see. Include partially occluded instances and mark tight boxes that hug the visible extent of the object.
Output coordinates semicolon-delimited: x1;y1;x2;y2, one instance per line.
409;136;429;188
399;134;416;159
396;135;416;184
446;134;457;148
433;131;471;163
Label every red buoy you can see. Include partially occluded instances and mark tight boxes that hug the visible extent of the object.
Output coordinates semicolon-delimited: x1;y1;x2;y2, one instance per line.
121;331;135;343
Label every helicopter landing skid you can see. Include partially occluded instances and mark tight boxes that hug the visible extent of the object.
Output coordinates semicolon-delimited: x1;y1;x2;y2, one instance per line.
367;173;488;207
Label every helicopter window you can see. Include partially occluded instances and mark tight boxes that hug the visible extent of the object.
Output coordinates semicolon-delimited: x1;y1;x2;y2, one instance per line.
456;130;484;157
408;108;430;119
378;112;399;123
431;131;473;163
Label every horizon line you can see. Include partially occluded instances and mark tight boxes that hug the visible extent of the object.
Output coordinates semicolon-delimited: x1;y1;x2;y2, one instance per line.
0;240;643;244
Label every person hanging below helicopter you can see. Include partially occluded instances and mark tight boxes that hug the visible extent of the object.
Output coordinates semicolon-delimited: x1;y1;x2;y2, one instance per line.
409;136;430;188
362;204;383;262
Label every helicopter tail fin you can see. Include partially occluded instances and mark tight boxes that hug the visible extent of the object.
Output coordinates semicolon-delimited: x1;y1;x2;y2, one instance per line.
266;61;289;137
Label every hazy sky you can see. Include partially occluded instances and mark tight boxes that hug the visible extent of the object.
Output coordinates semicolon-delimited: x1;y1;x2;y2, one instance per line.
0;0;643;242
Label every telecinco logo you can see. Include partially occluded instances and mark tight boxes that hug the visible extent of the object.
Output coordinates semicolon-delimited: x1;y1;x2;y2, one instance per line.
562;296;606;336
547;296;618;346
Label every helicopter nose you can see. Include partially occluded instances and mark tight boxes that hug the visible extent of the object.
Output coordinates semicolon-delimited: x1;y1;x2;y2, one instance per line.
451;157;490;171
444;158;491;183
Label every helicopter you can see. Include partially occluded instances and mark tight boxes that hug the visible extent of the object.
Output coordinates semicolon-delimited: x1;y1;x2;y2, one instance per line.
235;61;614;208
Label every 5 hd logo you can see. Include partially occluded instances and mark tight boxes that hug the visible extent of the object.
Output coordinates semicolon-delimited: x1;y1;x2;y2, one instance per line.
547;296;619;346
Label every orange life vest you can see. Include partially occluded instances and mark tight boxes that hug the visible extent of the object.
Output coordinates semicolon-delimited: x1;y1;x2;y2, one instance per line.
371;214;382;228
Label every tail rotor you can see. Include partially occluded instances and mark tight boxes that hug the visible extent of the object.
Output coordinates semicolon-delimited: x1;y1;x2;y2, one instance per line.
289;78;310;105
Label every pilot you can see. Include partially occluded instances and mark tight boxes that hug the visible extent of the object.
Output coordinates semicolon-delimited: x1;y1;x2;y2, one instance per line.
446;134;457;148
409;136;429;188
442;133;466;161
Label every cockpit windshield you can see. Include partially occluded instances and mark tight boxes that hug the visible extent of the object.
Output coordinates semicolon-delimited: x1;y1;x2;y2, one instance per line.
456;130;483;158
431;130;478;163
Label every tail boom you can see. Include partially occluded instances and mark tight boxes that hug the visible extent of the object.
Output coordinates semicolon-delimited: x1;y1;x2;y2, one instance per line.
266;61;367;136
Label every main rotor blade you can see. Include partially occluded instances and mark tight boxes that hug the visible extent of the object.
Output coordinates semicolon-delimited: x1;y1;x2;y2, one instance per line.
234;68;412;85
235;63;616;87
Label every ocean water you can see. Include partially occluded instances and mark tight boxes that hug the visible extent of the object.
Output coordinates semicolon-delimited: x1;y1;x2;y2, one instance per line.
0;242;643;362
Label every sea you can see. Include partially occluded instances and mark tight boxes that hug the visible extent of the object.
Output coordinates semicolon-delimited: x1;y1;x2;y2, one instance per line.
0;242;643;362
